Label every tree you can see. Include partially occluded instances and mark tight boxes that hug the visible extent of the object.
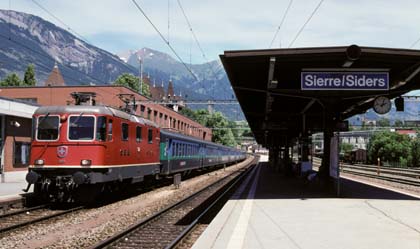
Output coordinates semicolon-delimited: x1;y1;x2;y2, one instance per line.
206;112;236;146
113;73;151;97
180;107;198;120
23;64;36;86
367;131;411;166
377;118;390;127
140;79;151;97
187;109;237;146
411;138;420;167
394;119;404;127
1;73;22;86
114;73;139;91
340;142;354;154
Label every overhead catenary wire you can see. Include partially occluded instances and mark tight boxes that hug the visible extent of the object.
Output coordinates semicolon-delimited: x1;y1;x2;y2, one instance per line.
269;0;293;48
131;0;199;82
288;0;324;48
0;32;111;85
176;0;225;99
30;0;90;44
409;36;420;49
28;0;139;77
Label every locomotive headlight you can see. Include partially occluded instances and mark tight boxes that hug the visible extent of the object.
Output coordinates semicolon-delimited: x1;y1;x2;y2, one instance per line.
80;159;92;166
34;159;44;166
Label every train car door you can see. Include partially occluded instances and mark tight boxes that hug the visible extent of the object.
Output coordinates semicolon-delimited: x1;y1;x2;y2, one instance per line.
199;144;204;168
165;138;171;174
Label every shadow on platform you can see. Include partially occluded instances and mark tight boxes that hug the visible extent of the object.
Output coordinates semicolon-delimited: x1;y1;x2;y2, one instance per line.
234;162;420;201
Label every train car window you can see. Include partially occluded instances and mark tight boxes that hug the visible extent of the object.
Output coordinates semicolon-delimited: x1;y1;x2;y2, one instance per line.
96;116;107;141
37;115;59;140
107;120;113;141
69;116;95;140
148;128;153;143
173;143;176;156
136;126;142;142
122;123;129;141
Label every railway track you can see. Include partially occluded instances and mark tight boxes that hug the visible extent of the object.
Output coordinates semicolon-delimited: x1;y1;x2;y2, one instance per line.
341;164;420;180
340;168;420;187
0;204;83;235
313;157;420;187
91;158;258;249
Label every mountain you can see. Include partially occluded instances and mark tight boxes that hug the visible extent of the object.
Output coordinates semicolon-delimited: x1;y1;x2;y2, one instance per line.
118;48;242;119
348;99;420;126
0;10;243;120
0;9;138;85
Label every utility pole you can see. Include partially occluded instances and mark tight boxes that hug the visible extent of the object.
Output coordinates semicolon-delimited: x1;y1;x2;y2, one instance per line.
138;55;143;95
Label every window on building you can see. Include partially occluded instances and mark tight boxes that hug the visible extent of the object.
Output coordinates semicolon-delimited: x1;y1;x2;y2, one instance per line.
17;98;38;104
148;128;153;143
122;123;129;141
13;141;30;167
136;126;142;142
147;108;152;120
140;105;145;117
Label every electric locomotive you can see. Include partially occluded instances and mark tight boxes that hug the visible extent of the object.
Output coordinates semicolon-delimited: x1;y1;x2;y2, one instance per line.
25;105;245;202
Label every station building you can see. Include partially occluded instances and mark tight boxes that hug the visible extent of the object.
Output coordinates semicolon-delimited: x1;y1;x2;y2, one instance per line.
0;97;38;181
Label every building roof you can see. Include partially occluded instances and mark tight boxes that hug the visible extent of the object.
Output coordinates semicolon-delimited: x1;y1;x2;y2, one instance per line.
0;96;38;118
44;63;65;86
167;80;174;98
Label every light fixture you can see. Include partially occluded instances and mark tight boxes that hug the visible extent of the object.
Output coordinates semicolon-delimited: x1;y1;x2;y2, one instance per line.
81;159;92;166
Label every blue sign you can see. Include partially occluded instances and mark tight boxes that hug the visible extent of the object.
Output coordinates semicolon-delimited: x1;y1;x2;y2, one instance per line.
301;71;389;90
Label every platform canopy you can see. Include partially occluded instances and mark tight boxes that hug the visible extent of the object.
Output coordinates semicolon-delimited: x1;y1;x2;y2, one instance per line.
220;45;420;147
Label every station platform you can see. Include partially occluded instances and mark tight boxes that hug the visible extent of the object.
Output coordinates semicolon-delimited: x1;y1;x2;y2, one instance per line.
193;157;420;249
0;171;32;202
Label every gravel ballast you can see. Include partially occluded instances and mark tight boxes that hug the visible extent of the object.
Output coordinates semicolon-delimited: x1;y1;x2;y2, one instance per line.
0;157;254;249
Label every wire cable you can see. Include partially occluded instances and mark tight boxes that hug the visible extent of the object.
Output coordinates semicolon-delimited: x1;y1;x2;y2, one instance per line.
409;37;420;49
0;32;110;85
30;0;90;44
131;0;199;82
269;0;293;48
176;0;225;98
288;0;324;48
29;0;139;76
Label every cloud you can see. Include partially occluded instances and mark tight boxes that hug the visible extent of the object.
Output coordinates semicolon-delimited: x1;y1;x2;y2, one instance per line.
2;0;420;63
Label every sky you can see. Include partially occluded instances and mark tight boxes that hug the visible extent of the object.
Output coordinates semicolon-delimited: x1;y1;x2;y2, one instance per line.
2;0;420;65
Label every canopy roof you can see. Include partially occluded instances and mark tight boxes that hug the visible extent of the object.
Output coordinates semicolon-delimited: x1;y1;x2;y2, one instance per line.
221;45;420;147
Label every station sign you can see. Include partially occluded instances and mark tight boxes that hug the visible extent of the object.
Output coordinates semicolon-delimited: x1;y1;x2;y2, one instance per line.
301;71;389;90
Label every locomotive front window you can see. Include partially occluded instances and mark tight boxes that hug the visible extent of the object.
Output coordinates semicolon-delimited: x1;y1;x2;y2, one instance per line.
69;116;95;140
37;115;59;140
96;116;107;141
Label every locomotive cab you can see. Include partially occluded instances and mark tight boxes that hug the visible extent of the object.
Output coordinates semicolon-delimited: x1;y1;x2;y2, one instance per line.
26;106;160;202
